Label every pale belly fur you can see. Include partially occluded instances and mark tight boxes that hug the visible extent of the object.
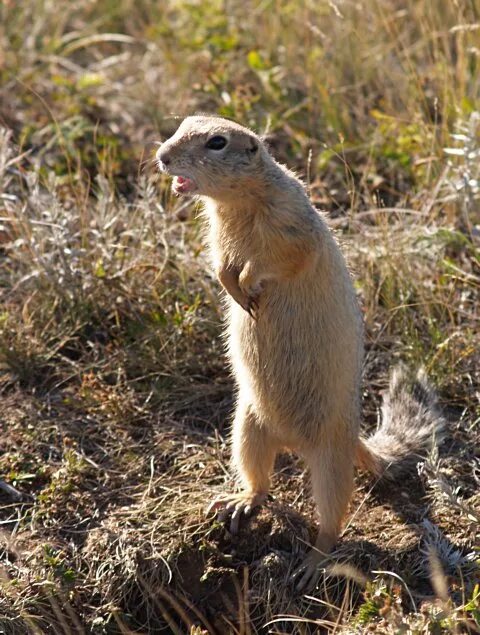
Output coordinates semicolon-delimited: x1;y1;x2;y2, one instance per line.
226;277;363;446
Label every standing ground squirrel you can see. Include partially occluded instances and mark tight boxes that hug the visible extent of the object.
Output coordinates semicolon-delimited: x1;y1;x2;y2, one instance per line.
157;116;444;588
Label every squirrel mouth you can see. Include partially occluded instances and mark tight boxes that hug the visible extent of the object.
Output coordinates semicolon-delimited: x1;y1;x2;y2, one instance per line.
172;175;197;195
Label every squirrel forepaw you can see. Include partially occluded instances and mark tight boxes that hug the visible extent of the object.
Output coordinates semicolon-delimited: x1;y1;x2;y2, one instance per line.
238;283;261;319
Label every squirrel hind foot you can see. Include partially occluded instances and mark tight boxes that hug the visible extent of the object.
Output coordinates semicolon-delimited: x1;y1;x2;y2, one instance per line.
207;490;267;534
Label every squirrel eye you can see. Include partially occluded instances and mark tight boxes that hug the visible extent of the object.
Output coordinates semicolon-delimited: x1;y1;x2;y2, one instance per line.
205;135;227;150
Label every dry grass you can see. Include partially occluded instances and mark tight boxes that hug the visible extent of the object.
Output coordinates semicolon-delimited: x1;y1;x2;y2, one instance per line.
0;0;479;632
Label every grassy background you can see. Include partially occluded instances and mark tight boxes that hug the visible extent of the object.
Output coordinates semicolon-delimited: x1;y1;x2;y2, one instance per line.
0;0;479;632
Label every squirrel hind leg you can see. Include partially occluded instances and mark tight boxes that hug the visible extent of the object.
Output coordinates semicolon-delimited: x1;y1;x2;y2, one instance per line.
294;438;355;590
208;400;281;533
231;400;281;494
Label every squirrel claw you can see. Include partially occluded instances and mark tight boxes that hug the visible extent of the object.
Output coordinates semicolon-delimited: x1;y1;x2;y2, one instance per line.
292;551;328;592
245;296;259;319
206;491;267;534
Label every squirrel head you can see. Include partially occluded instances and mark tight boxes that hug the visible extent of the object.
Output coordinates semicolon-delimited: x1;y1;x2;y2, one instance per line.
156;116;266;200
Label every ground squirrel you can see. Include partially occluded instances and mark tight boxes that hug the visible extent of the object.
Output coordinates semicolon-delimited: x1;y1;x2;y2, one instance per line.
156;116;444;588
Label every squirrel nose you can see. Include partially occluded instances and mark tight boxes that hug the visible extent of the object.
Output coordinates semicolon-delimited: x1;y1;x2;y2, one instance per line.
156;146;171;168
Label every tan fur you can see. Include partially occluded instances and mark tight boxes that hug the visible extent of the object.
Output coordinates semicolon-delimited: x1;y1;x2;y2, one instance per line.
157;116;444;573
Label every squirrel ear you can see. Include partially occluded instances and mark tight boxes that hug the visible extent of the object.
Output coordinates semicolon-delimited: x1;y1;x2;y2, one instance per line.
247;137;258;155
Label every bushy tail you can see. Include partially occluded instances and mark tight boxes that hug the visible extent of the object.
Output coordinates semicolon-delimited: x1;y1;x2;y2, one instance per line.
356;365;445;478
